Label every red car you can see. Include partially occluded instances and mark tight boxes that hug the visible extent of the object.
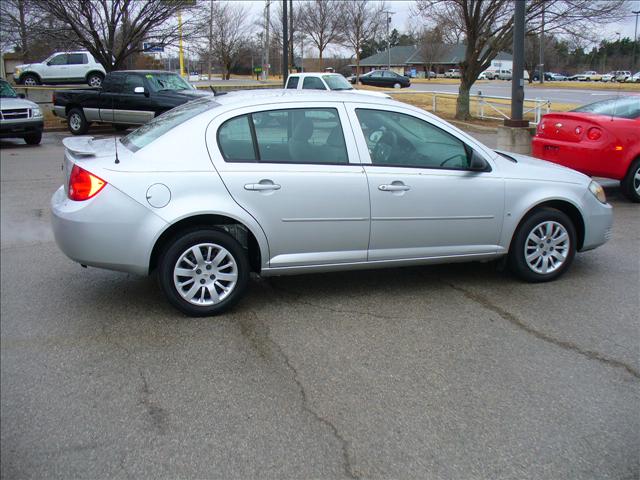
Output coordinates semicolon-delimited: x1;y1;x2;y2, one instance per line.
532;97;640;202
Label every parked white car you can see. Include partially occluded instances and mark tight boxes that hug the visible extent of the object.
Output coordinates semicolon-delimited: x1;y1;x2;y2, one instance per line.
51;90;612;316
13;51;106;87
626;72;640;83
444;69;461;78
614;71;632;82
285;73;391;99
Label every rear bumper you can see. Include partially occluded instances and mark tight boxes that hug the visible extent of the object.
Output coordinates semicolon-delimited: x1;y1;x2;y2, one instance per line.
51;185;167;275
0;119;43;138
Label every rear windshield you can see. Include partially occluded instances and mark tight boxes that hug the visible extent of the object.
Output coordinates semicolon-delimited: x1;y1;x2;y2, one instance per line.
121;97;218;152
571;97;640;119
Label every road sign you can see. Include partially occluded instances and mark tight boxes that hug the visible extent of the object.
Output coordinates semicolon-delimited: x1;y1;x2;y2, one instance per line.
143;42;164;53
254;66;263;73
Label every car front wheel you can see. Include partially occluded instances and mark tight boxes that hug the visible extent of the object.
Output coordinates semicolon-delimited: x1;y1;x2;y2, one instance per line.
621;158;640;203
21;74;40;86
158;229;249;316
509;208;576;282
24;132;42;145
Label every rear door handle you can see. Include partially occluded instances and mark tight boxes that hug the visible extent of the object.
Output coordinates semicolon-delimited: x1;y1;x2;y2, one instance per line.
244;182;281;191
378;183;410;192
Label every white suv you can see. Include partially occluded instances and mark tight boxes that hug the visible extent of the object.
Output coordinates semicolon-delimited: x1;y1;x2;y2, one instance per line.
13;51;106;87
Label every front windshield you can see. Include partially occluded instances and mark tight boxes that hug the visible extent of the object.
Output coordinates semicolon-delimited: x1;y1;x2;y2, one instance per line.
323;75;353;91
144;73;194;92
0;81;18;98
121;97;218;152
572;97;640;119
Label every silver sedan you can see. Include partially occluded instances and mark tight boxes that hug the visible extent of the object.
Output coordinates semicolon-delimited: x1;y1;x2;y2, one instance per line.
51;91;613;316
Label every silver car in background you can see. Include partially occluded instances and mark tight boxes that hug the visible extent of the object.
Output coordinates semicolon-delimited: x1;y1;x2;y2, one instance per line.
51;91;612;316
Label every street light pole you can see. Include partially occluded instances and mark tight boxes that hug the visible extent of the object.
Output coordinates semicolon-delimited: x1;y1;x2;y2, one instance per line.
539;2;544;84
506;0;527;127
282;0;288;84
633;10;640;71
384;11;393;70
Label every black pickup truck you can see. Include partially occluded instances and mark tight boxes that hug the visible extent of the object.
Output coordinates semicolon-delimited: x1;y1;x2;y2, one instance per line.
53;70;212;135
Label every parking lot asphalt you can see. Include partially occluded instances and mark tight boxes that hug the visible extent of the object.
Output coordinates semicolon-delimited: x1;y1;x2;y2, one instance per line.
1;133;638;480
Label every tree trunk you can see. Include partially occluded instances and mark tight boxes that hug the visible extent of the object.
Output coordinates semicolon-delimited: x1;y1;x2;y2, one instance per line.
355;50;360;83
455;79;472;120
318;49;323;69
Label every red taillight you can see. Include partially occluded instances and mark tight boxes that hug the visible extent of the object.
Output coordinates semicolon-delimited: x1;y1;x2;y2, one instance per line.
52;91;56;104
587;127;602;141
68;164;106;201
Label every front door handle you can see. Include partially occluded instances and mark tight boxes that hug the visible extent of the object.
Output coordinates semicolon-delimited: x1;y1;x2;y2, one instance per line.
244;182;281;191
378;183;410;192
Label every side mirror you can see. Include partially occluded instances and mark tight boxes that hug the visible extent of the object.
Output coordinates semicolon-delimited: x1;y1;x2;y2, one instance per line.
134;86;145;94
469;151;490;172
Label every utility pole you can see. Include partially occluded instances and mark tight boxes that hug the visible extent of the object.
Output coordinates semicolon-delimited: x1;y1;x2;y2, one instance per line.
633;10;640;71
506;0;527;127
289;0;294;72
539;2;544;84
208;0;214;81
282;0;288;84
264;0;270;80
385;11;393;70
178;9;185;77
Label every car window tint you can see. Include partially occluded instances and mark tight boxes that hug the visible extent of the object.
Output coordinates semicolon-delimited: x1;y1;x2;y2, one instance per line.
217;115;257;162
67;53;87;65
252;108;348;164
286;76;299;89
49;54;67;66
302;77;326;90
102;73;124;92
123;74;144;93
355;109;470;170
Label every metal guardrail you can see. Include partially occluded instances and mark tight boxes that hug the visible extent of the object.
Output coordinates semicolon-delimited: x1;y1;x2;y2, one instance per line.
390;90;552;125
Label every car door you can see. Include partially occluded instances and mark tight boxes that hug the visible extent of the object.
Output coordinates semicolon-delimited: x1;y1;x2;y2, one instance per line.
346;104;505;261
114;73;156;124
207;103;370;268
44;54;69;81
65;53;88;81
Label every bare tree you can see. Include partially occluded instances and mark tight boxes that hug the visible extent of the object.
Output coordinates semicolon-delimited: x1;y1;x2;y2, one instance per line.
419;26;446;79
0;0;44;58
414;0;628;120
340;0;386;82
298;0;343;68
202;1;251;80
32;0;196;72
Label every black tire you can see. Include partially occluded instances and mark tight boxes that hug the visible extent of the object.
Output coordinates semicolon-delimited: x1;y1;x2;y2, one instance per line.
508;208;577;283
23;132;42;145
67;108;89;135
158;229;249;316
113;124;130;132
620;158;640;203
21;73;40;86
87;72;104;88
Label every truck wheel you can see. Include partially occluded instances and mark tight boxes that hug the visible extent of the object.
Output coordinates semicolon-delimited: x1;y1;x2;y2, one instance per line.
24;132;42;145
87;73;104;87
68;108;89;135
21;74;40;86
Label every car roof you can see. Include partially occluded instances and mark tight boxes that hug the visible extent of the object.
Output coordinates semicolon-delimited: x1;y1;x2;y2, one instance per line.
288;72;343;77
212;89;397;109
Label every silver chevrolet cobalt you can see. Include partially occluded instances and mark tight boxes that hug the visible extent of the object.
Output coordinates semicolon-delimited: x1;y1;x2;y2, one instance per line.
51;91;612;316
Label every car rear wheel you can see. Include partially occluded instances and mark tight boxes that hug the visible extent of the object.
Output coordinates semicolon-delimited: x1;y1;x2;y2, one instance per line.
68;108;89;135
23;132;42;145
158;229;249;316
21;74;39;86
509;208;576;282
621;158;640;203
87;73;104;88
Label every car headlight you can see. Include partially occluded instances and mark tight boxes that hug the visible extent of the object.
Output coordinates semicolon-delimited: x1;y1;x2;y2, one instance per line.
32;107;43;118
14;68;21;76
588;180;606;204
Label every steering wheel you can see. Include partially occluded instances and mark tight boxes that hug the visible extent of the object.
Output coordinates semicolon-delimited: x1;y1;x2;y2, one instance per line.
440;154;464;167
372;129;398;164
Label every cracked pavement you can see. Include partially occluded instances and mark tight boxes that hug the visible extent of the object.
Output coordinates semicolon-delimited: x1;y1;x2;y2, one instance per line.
1;133;639;479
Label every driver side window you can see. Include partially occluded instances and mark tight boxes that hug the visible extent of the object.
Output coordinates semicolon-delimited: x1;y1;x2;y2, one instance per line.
355;108;470;170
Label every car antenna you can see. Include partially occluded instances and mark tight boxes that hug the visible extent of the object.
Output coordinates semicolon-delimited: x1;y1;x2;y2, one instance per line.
209;85;217;96
114;135;120;164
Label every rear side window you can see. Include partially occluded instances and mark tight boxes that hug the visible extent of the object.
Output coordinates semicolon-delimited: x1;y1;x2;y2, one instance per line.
218;108;348;165
67;53;88;65
286;77;299;89
302;77;326;90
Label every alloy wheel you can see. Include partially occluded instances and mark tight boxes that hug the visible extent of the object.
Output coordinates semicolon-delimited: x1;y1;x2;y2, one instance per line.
524;221;570;274
69;113;82;132
88;76;102;87
23;77;37;86
173;242;238;306
634;165;640;196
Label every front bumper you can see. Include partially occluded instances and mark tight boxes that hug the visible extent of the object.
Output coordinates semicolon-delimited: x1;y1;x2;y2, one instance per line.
580;190;613;252
0;118;43;138
51;185;167;275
